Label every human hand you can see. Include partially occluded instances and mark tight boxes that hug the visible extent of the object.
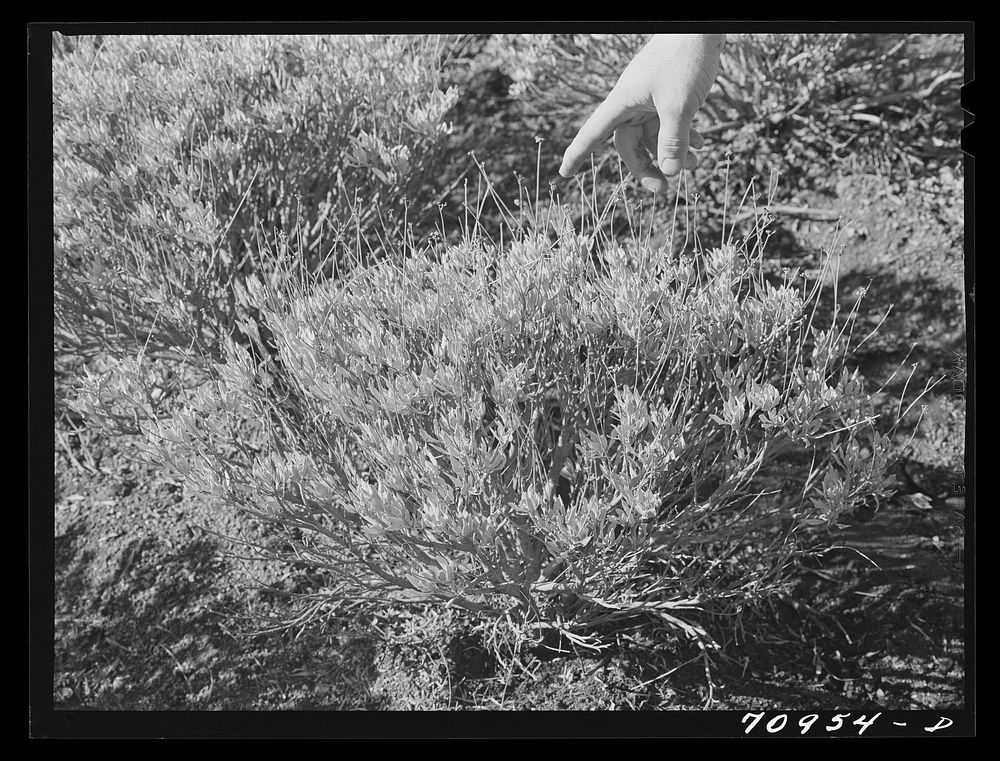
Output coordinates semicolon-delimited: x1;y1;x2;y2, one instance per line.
558;34;725;193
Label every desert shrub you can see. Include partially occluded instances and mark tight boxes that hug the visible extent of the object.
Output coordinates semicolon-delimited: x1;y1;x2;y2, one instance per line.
54;33;462;372
74;191;896;646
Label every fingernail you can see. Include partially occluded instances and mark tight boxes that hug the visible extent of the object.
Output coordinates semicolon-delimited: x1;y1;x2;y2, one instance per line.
639;176;668;194
659;158;683;176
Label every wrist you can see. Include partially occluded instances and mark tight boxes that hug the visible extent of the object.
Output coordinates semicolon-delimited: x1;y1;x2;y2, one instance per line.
648;33;727;46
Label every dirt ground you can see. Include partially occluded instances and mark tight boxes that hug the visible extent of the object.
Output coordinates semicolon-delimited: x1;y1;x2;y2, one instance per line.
50;162;969;717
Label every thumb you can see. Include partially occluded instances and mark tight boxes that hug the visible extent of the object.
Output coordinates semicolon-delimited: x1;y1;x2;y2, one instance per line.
656;110;695;177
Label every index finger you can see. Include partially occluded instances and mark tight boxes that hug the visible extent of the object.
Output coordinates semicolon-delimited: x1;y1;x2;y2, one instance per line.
558;92;630;178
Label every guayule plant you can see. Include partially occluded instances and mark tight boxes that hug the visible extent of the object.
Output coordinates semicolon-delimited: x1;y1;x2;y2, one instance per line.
77;197;894;644
54;33;461;370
